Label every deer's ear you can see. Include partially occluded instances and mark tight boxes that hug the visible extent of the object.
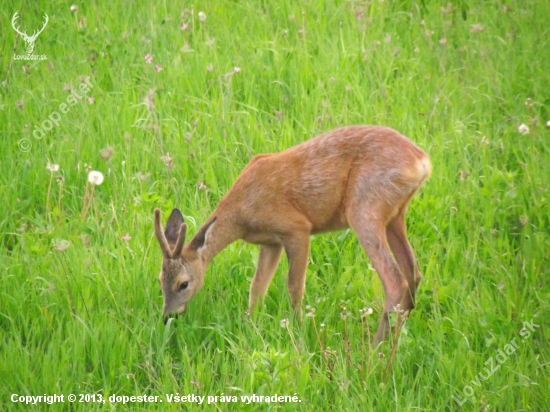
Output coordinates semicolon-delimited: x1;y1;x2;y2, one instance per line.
164;208;185;245
189;217;217;252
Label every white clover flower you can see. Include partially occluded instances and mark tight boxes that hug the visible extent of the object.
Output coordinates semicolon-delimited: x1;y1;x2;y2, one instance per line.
198;12;206;23
47;163;60;172
88;171;104;185
517;123;529;135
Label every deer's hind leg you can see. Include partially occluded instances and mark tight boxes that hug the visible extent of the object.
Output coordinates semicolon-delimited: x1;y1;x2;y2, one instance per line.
386;198;422;306
348;200;411;345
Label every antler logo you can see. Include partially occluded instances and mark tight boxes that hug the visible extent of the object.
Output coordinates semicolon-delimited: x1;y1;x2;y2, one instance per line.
11;11;49;55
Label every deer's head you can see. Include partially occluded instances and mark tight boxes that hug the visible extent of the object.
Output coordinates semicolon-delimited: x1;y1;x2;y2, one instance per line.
154;208;215;323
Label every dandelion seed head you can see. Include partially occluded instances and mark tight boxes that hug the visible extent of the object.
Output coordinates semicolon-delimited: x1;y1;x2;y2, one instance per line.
280;318;289;328
88;171;104;185
517;123;529;135
198;12;206;23
70;5;78;13
47;163;60;172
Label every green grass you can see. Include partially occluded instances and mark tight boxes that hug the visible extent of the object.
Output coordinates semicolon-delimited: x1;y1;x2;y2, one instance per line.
1;0;549;410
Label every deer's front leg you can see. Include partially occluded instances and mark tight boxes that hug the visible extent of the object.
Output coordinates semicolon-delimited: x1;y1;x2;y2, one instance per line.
249;243;284;313
282;232;310;314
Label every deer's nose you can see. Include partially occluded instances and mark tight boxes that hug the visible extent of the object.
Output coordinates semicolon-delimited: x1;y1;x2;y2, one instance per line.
162;313;179;325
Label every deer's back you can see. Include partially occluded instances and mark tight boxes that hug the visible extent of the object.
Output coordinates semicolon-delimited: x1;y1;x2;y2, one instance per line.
220;126;429;239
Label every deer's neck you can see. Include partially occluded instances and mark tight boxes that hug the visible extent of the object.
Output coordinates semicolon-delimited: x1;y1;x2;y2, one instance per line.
199;213;243;266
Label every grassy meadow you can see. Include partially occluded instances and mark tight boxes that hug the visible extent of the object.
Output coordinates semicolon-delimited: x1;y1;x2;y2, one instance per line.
1;0;549;410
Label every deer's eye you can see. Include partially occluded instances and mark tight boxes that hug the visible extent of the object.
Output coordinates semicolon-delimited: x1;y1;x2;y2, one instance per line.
179;281;189;291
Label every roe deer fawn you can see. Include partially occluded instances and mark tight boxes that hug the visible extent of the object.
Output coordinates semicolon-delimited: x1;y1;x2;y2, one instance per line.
154;126;431;344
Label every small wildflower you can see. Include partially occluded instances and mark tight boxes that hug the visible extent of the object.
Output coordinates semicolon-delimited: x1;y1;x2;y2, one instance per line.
135;172;150;182
233;67;241;73
47;163;60;172
360;307;373;318
88;97;95;105
320;323;325;331
297;29;304;35
439;38;447;47
198;12;206;23
52;238;71;252
340;312;348;321
144;54;153;64
99;146;114;161
546;120;550;129
280;318;289;328
88;171;104;186
181;23;188;31
122;234;131;243
519;215;528;227
198;181;207;190
206;63;214;72
155;64;163;72
384;34;391;44
16;100;25;111
517;123;529;135
161;153;174;170
470;24;484;34
144;89;156;112
356;12;363;20
70;5;78;13
306;307;316;318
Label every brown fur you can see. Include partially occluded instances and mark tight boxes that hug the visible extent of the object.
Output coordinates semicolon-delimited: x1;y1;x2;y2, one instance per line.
154;125;431;344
